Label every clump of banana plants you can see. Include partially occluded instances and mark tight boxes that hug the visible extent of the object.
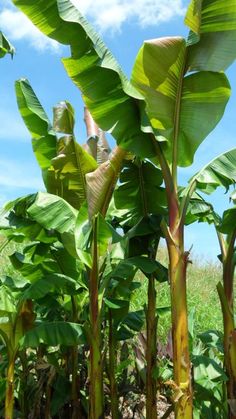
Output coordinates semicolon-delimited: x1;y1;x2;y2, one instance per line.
0;0;235;417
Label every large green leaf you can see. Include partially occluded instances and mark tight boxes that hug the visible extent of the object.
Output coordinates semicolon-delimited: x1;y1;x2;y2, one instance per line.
0;195;57;244
0;32;14;58
217;207;236;234
189;148;236;194
27;192;77;234
114;159;166;226
10;247;58;283
15;79;97;209
15;79;57;185
12;0;154;158
21;321;86;347
26;192;78;258
131;37;230;167
185;0;236;71
23;273;78;299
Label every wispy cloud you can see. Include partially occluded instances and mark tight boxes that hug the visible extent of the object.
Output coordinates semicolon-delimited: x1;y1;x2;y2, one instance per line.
1;0;186;49
0;1;61;53
72;0;186;32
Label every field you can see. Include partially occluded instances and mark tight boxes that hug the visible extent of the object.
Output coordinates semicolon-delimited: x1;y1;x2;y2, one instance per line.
131;248;226;340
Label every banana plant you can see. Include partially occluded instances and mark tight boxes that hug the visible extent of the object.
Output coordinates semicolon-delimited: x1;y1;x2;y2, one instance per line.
0;287;35;419
15;78;128;417
215;209;236;419
184;169;236;419
130;4;236;415
10;0;236;416
111;158;167;417
0;194;88;418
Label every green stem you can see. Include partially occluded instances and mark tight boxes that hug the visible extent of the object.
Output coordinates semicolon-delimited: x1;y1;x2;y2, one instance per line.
89;216;104;419
108;309;119;419
5;355;15;419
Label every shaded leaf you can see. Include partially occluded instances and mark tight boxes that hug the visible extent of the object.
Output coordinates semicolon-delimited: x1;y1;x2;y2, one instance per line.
21;321;86;347
185;0;236;71
190;148;236;194
114;160;165;227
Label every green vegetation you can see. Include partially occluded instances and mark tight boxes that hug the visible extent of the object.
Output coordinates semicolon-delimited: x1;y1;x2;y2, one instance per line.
131;252;231;339
0;0;236;418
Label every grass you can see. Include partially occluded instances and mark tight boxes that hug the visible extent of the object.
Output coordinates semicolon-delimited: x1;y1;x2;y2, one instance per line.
130;247;234;342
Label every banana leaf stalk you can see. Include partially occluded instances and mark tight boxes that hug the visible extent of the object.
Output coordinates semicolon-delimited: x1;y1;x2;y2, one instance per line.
5;354;16;419
217;228;236;419
154;140;193;418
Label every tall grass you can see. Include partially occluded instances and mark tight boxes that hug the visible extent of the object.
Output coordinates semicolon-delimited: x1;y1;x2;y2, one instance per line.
130;247;235;342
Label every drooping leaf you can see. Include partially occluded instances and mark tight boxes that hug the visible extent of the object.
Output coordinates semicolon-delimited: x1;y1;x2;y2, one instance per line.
27;192;77;234
217;207;236;234
25;192;78;258
21;321;86;347
23;273;78;300
190;148;236;194
131;37;230;167
181;191;215;225
0;194;57;244
10;248;58;283
112;256;168;282
104;298;129;310
0;32;14;58
114;160;166;227
12;0;155;158
185;0;236;71
122;310;145;332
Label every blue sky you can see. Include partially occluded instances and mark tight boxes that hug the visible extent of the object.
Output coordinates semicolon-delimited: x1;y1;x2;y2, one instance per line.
0;0;235;261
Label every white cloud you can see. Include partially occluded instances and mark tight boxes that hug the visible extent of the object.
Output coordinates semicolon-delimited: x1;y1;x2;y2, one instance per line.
0;158;43;190
0;4;61;53
1;0;187;45
72;0;186;32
